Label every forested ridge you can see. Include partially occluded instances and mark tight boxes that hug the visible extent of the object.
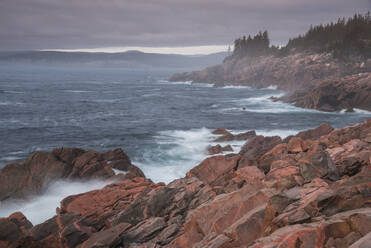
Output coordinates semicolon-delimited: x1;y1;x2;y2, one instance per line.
227;12;371;61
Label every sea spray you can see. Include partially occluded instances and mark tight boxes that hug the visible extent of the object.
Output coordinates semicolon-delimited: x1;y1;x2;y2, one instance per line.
0;180;106;225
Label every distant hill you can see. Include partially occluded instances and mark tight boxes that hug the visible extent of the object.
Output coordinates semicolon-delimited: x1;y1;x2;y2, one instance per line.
0;50;228;69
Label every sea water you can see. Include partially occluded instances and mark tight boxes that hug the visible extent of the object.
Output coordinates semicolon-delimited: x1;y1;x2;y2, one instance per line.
0;65;370;223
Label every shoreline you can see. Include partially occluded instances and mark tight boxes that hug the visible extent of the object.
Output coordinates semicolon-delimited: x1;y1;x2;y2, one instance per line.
0;119;370;247
169;52;371;113
169;79;371;114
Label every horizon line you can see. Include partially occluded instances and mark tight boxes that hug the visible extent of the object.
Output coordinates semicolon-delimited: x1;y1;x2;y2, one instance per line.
39;45;230;55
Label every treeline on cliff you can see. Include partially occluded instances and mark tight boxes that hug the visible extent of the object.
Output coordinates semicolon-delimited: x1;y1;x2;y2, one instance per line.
227;12;371;61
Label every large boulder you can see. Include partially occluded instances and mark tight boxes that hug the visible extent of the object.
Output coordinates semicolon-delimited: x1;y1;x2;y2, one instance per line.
0;147;144;201
239;135;282;172
187;154;239;186
0;212;33;248
251;208;371;248
170;187;273;247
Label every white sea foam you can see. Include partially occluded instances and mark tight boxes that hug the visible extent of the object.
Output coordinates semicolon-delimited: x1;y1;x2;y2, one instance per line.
244;106;318;114
233;92;371;115
63;90;94;93
243;92;286;103
221;85;252;89
158;80;193;86
353;108;371;115
1;156;22;162
262;85;278;90
134;127;215;184
113;168;127;175
158;79;213;87
192;82;215;87
134;127;268;183
142;93;161;97
157;79;169;83
0;180;106;225
92;99;120;103
9;151;25;155
0;101;24;106
224;92;330;114
4;90;25;94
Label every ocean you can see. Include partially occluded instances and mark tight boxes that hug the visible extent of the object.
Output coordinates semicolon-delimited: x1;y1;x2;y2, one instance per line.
0;65;370;223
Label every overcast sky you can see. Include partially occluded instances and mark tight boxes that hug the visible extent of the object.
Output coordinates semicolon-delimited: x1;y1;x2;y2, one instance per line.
0;0;370;53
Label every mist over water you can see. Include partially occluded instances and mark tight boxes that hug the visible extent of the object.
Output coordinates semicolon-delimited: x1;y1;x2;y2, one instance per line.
0;65;370;223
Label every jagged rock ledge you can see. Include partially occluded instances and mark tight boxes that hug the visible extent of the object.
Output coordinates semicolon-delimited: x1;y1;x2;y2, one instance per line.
0;119;371;247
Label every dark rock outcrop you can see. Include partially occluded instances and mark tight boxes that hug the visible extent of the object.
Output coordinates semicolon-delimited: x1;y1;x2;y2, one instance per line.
0;212;33;248
207;144;233;155
0;147;144;201
281;73;371;112
212;128;256;142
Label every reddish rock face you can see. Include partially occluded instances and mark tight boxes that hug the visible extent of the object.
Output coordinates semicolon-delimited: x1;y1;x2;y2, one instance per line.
187;154;239;186
59;177;156;226
252;208;371;248
0;147;144;201
287;137;308;153
171;188;273;247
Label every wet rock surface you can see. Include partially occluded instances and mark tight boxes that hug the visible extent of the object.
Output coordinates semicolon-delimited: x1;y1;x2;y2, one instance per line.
1;119;371;247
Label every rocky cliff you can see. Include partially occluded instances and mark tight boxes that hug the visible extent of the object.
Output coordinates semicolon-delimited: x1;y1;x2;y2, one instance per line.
169;53;371;112
1;119;370;247
279;72;371;112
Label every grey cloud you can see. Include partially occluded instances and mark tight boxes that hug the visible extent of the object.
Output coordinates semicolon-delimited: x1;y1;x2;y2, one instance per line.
0;0;370;50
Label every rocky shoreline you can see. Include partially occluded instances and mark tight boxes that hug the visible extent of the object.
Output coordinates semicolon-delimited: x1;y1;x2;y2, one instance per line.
169;52;371;112
1;119;370;247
